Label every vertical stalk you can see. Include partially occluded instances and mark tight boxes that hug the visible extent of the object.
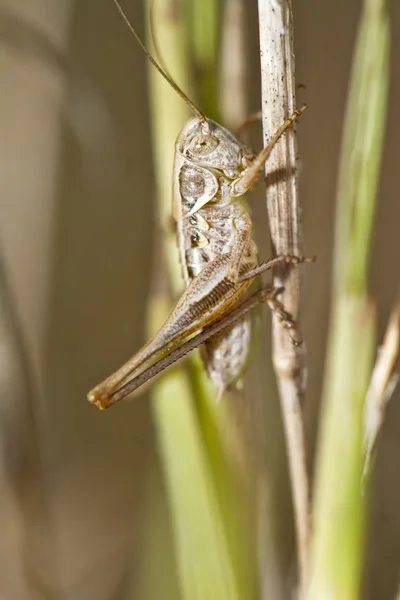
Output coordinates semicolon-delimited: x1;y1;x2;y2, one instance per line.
309;0;389;598
186;0;220;120
219;0;247;131
257;1;310;594
144;0;246;598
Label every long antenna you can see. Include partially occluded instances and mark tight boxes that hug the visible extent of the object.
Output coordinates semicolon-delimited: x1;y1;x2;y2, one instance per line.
111;0;205;120
148;0;175;85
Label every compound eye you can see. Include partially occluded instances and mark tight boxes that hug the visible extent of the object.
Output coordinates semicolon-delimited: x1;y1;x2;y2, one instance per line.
187;134;219;157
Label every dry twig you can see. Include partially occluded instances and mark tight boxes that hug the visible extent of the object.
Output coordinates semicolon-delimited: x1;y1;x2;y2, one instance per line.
363;295;400;478
257;0;310;593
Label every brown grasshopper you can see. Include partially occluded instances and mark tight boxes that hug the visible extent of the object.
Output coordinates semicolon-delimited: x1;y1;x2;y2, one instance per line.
88;0;313;409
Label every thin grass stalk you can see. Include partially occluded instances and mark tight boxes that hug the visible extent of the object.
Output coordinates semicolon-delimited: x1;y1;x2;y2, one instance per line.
144;0;245;597
185;0;220;120
187;1;258;594
333;1;389;296
257;1;310;595
219;1;286;596
363;296;400;478
308;0;389;598
219;0;246;132
309;299;375;600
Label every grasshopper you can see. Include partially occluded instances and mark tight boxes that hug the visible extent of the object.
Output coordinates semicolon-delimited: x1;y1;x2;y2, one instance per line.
88;0;313;409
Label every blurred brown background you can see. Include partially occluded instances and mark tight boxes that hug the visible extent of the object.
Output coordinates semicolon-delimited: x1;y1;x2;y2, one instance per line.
0;0;399;599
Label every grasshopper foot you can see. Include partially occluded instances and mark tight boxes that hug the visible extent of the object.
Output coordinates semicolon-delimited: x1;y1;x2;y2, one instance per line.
265;286;303;346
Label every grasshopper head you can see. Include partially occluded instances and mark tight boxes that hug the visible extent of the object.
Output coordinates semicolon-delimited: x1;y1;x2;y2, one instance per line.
176;118;245;177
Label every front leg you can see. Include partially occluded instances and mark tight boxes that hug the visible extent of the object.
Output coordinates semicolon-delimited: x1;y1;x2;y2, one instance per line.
231;105;307;196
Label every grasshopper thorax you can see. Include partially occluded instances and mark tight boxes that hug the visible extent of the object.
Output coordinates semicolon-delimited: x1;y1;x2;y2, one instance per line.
176;118;247;179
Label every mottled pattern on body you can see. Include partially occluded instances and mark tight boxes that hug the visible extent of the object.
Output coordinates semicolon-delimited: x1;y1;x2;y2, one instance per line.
173;117;259;394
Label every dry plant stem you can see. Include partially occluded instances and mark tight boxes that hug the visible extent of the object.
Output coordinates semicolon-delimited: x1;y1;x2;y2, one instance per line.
363;296;400;477
258;0;310;593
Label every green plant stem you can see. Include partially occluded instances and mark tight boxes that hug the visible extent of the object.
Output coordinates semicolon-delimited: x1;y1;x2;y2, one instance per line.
334;0;389;296
309;0;389;598
309;299;375;600
144;0;247;598
185;0;221;120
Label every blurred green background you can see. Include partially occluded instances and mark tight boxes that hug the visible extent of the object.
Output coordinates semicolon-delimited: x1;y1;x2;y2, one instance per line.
0;0;398;599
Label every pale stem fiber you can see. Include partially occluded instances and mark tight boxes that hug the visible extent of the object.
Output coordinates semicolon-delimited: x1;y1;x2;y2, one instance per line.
257;0;310;594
